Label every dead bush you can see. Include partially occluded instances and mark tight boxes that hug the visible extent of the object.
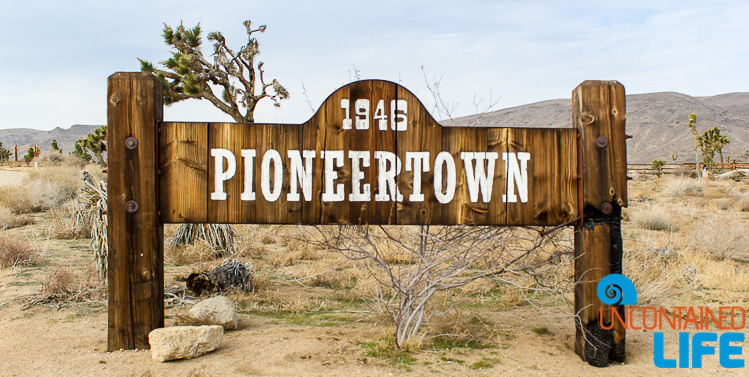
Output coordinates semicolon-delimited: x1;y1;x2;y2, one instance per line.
37;150;88;168
165;242;215;266
0;167;82;213
741;194;749;212
0;206;34;230
663;177;704;198
47;201;89;239
38;266;106;304
0;235;43;268
691;216;749;262
630;208;675;231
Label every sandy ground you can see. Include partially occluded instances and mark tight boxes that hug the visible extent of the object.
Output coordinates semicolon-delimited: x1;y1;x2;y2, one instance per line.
0;168;30;187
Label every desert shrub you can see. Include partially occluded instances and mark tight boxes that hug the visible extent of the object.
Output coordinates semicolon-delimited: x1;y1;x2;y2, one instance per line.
0;167;82;213
630;208;674;231
0;206;34;230
39;266;105;303
691;217;749;262
663;177;704;198
46;201;89;239
165;242;214;266
741;194;749;212
37;150;88;168
0;235;43;268
673;165;697;178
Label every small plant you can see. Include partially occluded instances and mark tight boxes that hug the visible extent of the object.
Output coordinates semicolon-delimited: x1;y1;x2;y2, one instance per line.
531;326;553;336
0;236;42;268
469;357;501;370
664;178;704;198
650;159;666;170
692;216;749;262
630;208;674;231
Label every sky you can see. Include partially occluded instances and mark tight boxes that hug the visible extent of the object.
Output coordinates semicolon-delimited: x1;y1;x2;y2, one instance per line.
1;0;747;131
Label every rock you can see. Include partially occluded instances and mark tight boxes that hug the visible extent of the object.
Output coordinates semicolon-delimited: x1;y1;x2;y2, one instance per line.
188;296;239;330
149;325;223;362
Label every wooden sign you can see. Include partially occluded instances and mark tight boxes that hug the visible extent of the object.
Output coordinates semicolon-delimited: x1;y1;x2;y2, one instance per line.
159;80;579;226
107;73;628;368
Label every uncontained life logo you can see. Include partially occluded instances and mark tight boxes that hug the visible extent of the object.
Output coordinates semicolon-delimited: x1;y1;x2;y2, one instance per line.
596;273;746;369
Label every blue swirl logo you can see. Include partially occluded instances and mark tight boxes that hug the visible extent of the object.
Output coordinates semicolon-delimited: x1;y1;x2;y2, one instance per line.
597;274;637;305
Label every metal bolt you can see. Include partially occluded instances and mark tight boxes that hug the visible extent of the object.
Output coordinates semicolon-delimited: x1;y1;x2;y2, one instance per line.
600;202;613;215
596;136;608;148
125;137;138;150
125;200;139;213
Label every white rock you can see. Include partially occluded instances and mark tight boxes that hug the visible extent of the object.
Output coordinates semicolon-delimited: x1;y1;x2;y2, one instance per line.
149;325;223;362
189;296;239;330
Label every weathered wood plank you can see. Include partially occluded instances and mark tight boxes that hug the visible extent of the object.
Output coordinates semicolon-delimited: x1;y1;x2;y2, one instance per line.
506;128;578;225
573;81;628;210
396;84;442;225
159;122;208;223
107;72;164;351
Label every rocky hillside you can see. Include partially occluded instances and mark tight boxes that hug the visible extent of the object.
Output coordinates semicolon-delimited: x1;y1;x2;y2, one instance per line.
0;125;101;159
1;92;747;164
452;92;749;164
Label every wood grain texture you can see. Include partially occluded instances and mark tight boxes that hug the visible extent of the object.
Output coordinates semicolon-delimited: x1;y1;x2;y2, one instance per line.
158;80;583;226
573;81;628;210
160;122;207;223
574;224;611;358
107;72;164;351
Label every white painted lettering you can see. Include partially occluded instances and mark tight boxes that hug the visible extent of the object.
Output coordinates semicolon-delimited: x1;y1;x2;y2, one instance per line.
211;148;236;201
405;152;430;202
503;152;530;203
434;151;456;204
461;151;498;203
374;151;403;202
287;150;315;202
349;151;371;202
240;149;256;201
322;150;345;202
261;149;282;202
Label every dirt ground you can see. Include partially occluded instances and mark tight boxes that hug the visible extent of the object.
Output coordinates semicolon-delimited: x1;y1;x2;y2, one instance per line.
1;168;748;376
0;168;29;187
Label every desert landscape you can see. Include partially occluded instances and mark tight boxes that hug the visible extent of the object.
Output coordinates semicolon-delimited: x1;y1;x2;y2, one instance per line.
1;154;748;376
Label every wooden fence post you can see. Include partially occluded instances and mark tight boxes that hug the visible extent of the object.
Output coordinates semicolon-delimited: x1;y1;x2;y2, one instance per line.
572;81;628;367
107;72;164;351
14;145;18;162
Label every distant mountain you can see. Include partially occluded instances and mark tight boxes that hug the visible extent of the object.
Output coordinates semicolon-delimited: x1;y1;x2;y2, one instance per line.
2;91;748;165
452;92;749;164
0;125;101;159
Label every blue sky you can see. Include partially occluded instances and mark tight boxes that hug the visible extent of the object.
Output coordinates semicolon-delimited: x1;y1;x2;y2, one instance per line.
1;0;747;130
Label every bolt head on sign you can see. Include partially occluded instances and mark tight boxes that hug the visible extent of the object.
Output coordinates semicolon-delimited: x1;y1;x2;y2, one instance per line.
126;200;139;213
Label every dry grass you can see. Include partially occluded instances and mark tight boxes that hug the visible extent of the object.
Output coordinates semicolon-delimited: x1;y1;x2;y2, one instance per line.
629;207;675;231
38;265;106;304
740;193;749;212
690;215;749;262
165;242;215;266
46;201;89;239
0;206;34;230
0;235;43;268
0;167;82;213
663;177;705;198
37;150;88;168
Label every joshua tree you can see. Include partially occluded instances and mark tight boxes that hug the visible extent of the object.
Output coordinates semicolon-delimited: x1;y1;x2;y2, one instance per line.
698;127;730;172
686;113;701;178
0;141;10;162
73;126;107;167
139;20;289;123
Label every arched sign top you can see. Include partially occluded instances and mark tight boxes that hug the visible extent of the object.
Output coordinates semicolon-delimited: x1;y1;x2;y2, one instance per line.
305;79;440;135
157;79;585;227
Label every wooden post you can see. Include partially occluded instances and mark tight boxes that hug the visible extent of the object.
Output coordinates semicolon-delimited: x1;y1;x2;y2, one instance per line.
572;81;628;367
14;145;18;162
107;72;164;351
